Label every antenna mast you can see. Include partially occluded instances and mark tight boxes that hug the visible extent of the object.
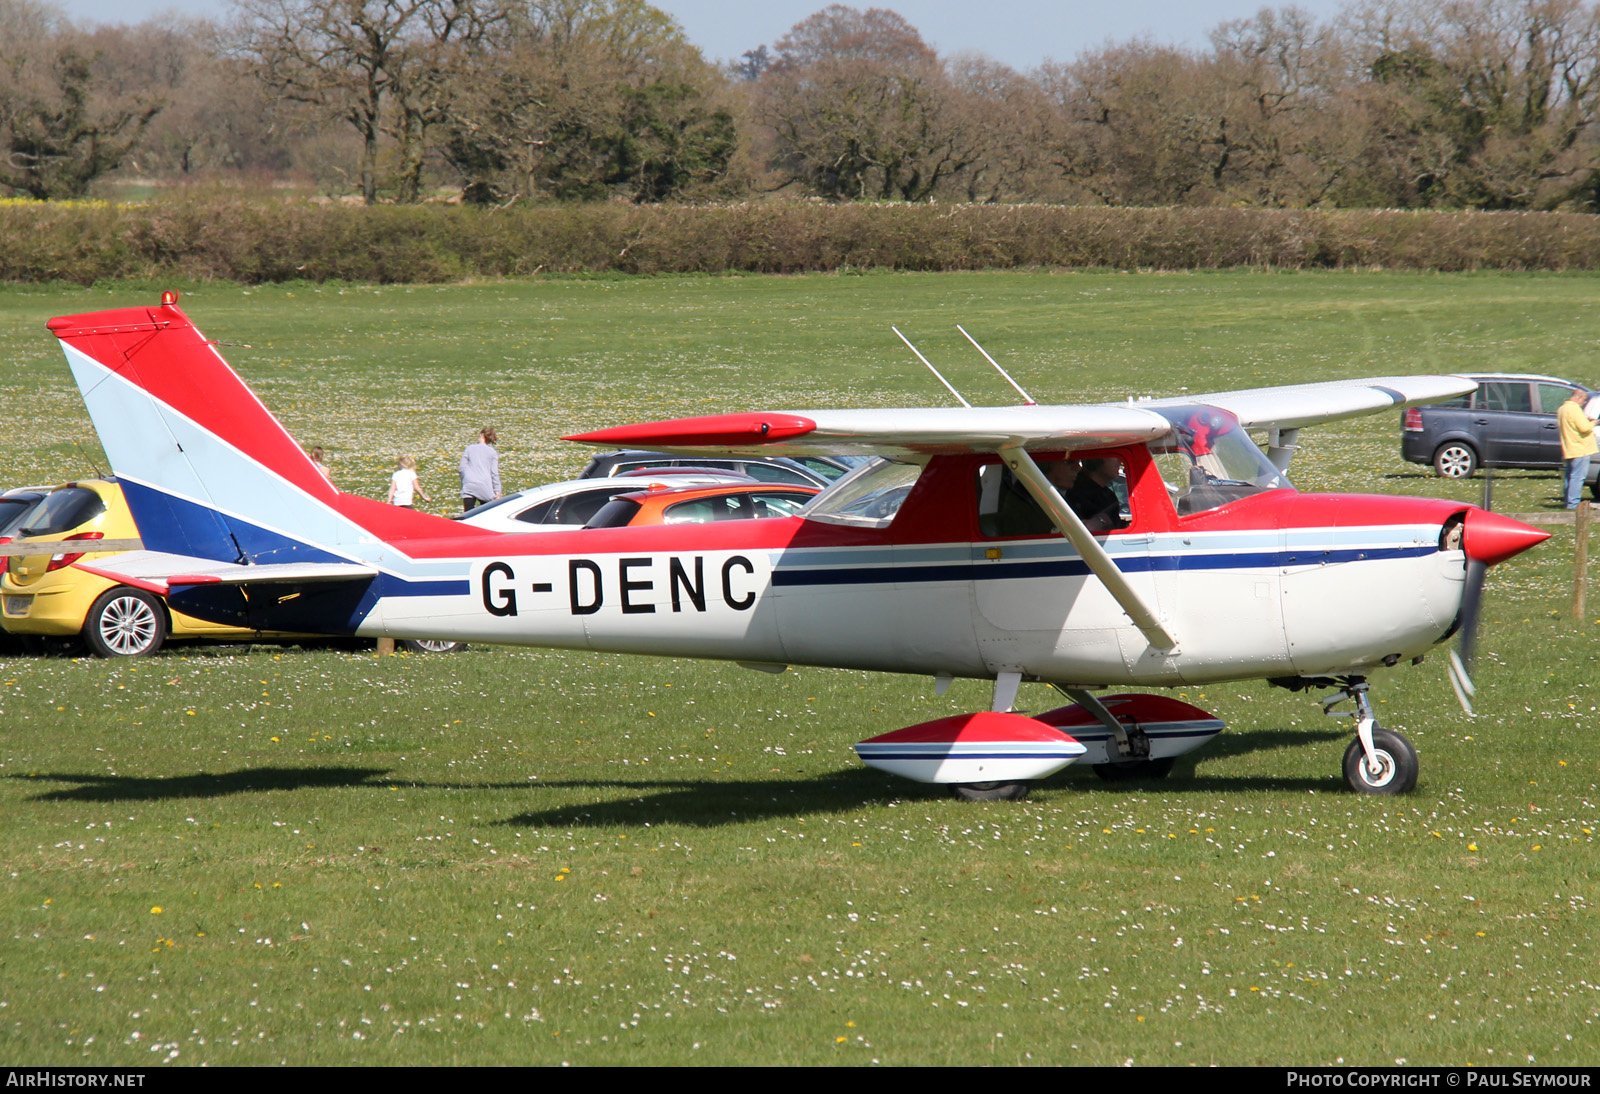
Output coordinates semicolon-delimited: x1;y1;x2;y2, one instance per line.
957;324;1035;405
893;326;971;408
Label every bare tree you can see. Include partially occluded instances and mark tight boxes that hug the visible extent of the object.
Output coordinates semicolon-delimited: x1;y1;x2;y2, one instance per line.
1347;0;1600;209
441;0;732;203
0;0;162;198
233;0;492;203
754;5;985;201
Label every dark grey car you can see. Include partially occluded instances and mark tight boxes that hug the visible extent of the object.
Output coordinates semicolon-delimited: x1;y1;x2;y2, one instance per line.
1400;373;1600;493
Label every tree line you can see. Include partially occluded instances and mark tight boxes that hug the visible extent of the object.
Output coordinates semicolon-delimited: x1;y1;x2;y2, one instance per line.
2;0;1598;213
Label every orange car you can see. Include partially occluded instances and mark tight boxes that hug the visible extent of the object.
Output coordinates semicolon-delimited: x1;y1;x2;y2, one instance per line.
584;482;819;528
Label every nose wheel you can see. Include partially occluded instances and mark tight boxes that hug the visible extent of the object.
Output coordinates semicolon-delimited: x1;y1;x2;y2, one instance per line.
1341;727;1418;794
1324;679;1419;795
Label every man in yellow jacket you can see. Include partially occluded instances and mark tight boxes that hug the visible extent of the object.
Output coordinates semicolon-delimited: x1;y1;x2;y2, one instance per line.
1558;388;1598;509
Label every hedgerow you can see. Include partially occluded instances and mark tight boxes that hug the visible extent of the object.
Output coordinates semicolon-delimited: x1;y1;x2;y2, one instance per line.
2;199;1598;283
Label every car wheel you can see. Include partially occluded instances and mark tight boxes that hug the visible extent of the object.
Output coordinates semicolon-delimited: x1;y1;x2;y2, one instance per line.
399;639;467;654
84;587;167;658
1433;443;1477;479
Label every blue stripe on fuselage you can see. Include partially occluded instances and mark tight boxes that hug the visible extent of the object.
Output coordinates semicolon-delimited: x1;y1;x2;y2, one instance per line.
771;545;1437;587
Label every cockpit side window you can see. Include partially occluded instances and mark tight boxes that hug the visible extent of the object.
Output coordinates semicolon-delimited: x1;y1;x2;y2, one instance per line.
800;457;924;529
976;456;1132;538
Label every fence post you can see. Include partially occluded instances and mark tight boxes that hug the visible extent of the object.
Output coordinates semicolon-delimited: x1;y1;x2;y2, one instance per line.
1574;502;1590;621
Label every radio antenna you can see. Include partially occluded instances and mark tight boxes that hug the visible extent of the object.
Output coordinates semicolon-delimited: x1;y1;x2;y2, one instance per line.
957;325;1034;405
893;326;971;408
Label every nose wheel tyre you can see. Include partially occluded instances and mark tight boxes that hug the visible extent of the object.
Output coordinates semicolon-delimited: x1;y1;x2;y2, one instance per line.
1342;727;1418;795
950;781;1031;802
1433;443;1477;479
84;587;167;658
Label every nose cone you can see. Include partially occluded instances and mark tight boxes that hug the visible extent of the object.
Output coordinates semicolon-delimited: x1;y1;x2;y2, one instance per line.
1463;508;1551;567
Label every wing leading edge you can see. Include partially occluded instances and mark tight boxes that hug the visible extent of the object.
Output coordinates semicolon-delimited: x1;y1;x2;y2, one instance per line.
565;405;1175;459
564;375;1477;459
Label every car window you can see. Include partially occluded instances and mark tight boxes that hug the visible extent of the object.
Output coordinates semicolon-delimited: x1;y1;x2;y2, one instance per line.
664;494;752;524
19;487;104;536
547;488;627;525
1432;393;1471;409
586;498;643;528
1539;384;1580;414
511;498;556;524
738;463;813;486
791;457;850;481
0;497;41;537
1480;382;1533;413
748;492;811;518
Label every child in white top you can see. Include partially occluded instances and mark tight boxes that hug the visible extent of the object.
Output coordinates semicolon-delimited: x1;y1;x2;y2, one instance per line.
387;454;431;509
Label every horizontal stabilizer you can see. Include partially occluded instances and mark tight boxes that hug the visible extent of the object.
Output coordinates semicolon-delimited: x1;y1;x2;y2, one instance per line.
75;551;378;597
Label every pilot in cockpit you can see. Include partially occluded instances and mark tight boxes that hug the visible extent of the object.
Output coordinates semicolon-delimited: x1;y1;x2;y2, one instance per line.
1063;457;1128;531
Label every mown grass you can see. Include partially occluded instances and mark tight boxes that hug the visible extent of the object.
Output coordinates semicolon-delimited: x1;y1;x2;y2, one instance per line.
0;270;1597;1066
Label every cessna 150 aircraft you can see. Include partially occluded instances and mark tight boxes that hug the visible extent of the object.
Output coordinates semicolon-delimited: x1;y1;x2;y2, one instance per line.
43;293;1550;799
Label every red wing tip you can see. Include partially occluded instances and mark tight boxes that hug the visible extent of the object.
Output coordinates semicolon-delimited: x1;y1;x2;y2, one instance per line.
167;574;223;585
564;412;816;447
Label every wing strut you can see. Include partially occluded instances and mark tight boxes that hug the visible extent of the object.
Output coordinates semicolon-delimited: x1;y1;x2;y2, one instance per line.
1001;446;1178;652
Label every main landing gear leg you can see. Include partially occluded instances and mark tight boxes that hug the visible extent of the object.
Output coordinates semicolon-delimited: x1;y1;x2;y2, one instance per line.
1324;678;1419;795
1060;687;1175;782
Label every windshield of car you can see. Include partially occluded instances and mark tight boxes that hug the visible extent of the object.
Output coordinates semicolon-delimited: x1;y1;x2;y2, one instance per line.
799;457;924;528
1147;407;1292;516
18;486;105;537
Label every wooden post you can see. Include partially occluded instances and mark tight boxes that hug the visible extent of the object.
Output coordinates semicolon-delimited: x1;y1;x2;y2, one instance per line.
377;637;395;656
1573;502;1590;621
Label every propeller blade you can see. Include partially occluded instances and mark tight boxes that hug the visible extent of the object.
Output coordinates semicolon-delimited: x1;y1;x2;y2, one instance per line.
1449;558;1488;714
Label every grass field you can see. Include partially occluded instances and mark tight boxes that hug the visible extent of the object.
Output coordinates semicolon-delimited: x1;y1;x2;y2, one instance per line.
1;271;1598;1066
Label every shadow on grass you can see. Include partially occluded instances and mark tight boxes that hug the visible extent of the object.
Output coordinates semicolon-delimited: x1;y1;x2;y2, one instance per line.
15;765;392;802
10;727;1359;817
498;728;1360;827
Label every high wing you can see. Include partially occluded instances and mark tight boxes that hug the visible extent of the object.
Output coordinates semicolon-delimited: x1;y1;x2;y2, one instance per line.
74;551;377;597
565;406;1174;460
1137;374;1478;433
563;375;1477;458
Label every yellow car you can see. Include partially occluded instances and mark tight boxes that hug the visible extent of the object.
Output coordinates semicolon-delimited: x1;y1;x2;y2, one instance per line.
1;479;267;657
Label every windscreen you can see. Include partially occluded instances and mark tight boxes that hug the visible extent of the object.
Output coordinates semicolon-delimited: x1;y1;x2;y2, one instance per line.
1148;406;1292;516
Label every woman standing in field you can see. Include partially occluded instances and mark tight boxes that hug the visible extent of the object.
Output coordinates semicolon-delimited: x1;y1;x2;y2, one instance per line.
388;454;431;509
459;428;501;511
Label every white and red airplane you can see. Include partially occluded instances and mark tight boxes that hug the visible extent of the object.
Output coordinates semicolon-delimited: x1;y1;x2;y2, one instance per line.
45;293;1550;799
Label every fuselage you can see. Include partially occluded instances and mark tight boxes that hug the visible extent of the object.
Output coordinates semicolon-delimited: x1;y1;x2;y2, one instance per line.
167;446;1472;689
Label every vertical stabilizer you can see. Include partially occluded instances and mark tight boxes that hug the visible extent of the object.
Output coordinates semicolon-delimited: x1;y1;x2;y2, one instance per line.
49;294;482;567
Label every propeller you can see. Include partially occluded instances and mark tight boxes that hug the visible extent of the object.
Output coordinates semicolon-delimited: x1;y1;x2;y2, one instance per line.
1447;509;1551;715
1447;557;1486;715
